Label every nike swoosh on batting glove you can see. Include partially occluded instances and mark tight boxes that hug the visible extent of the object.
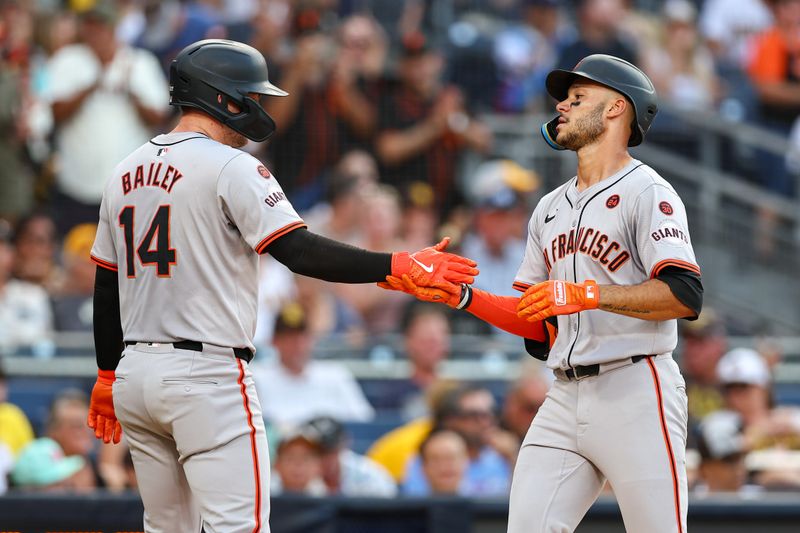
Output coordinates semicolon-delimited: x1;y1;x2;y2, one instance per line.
516;279;599;322
88;369;123;444
391;237;478;290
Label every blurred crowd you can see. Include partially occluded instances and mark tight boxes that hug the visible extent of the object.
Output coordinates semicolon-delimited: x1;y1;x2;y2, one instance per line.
2;0;800;501
3;303;800;498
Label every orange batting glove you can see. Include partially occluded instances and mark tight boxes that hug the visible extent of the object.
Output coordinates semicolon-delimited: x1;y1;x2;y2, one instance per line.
517;280;599;322
391;237;478;290
87;369;122;444
378;274;466;308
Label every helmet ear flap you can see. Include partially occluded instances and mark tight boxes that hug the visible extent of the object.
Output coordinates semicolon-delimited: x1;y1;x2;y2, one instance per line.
541;117;566;151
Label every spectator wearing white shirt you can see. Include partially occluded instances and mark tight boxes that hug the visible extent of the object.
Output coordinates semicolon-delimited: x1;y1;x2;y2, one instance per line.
46;1;169;232
0;221;53;356
252;302;375;425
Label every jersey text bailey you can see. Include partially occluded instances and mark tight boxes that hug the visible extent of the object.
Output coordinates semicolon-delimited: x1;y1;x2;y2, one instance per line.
121;162;184;195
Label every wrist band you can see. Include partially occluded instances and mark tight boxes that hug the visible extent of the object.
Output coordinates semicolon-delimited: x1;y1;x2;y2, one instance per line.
455;284;472;310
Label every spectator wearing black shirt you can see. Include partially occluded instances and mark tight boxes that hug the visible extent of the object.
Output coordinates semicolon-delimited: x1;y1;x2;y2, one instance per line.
265;12;387;210
375;32;492;216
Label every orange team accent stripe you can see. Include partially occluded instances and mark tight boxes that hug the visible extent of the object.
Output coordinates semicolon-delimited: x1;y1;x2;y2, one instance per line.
90;255;118;272
512;281;531;293
255;222;307;254
645;357;684;533
649;259;701;279
237;359;262;533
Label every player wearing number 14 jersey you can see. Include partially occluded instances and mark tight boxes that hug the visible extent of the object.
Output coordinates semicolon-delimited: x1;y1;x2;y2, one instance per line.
87;39;477;533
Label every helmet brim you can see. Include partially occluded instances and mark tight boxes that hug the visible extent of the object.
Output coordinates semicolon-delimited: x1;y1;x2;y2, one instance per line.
545;69;580;102
239;80;289;97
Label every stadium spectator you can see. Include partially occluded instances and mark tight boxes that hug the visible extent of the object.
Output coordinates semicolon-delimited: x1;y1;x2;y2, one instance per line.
746;0;800;199
642;0;718;112
251;302;375;425
248;0;292;65
419;428;470;496
10;437;95;493
694;410;753;494
678;308;727;427
493;10;558;113
522;0;576;58
375;31;492;215
302;150;379;244
0;220;53;355
265;11;386;209
499;364;550;443
366;303;453;420
699;0;773;70
0;365;34;458
50;223;97;332
271;425;327;496
555;0;638;71
134;0;227;71
330;185;409;335
461;160;537;301
0;1;36;223
402;384;513;497
302;416;397;497
97;439;135;493
46;389;99;488
717;347;800;489
11;212;63;291
46;1;169;232
367;381;460;483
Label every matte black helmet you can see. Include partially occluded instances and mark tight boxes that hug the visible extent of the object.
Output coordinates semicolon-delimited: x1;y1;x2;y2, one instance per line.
169;39;288;142
540;54;658;150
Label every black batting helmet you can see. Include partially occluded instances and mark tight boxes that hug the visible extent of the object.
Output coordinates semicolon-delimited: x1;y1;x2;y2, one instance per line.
169;39;287;142
540;54;658;150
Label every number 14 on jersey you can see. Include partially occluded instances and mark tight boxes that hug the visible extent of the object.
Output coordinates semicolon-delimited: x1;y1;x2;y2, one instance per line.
118;205;177;278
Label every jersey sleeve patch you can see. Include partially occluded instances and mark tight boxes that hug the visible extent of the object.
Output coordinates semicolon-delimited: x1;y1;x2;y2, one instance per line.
649;259;701;279
91;254;119;272
255;221;307;254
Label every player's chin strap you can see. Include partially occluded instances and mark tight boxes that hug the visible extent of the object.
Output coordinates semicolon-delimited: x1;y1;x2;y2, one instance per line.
540;116;567;151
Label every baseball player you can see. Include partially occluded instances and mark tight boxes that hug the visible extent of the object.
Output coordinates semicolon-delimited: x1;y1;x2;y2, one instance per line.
86;39;477;533
384;55;702;532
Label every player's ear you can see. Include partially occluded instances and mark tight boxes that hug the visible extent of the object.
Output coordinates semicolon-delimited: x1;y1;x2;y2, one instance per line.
606;96;628;120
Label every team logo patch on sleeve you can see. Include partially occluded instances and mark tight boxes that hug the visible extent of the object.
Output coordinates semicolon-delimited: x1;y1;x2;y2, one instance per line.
659;201;673;215
257;165;272;179
606;194;620;209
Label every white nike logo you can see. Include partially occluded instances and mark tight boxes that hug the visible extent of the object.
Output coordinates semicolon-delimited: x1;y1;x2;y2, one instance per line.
412;257;434;273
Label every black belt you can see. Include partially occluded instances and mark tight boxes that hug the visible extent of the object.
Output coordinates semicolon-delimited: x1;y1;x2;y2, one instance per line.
564;354;650;380
125;340;253;363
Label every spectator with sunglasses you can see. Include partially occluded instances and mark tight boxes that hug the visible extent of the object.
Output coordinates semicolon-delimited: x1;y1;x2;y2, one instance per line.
401;384;513;497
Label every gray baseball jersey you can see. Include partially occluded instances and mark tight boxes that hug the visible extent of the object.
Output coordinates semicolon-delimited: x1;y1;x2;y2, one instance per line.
508;158;693;533
90;131;305;352
514;159;699;369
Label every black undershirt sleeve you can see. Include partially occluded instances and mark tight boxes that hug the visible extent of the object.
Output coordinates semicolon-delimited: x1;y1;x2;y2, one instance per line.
266;227;393;283
93;265;124;371
656;266;703;320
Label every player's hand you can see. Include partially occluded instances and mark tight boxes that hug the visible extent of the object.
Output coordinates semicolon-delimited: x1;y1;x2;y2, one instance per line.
378;274;464;308
88;369;123;444
517;280;599;322
391;237;478;291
